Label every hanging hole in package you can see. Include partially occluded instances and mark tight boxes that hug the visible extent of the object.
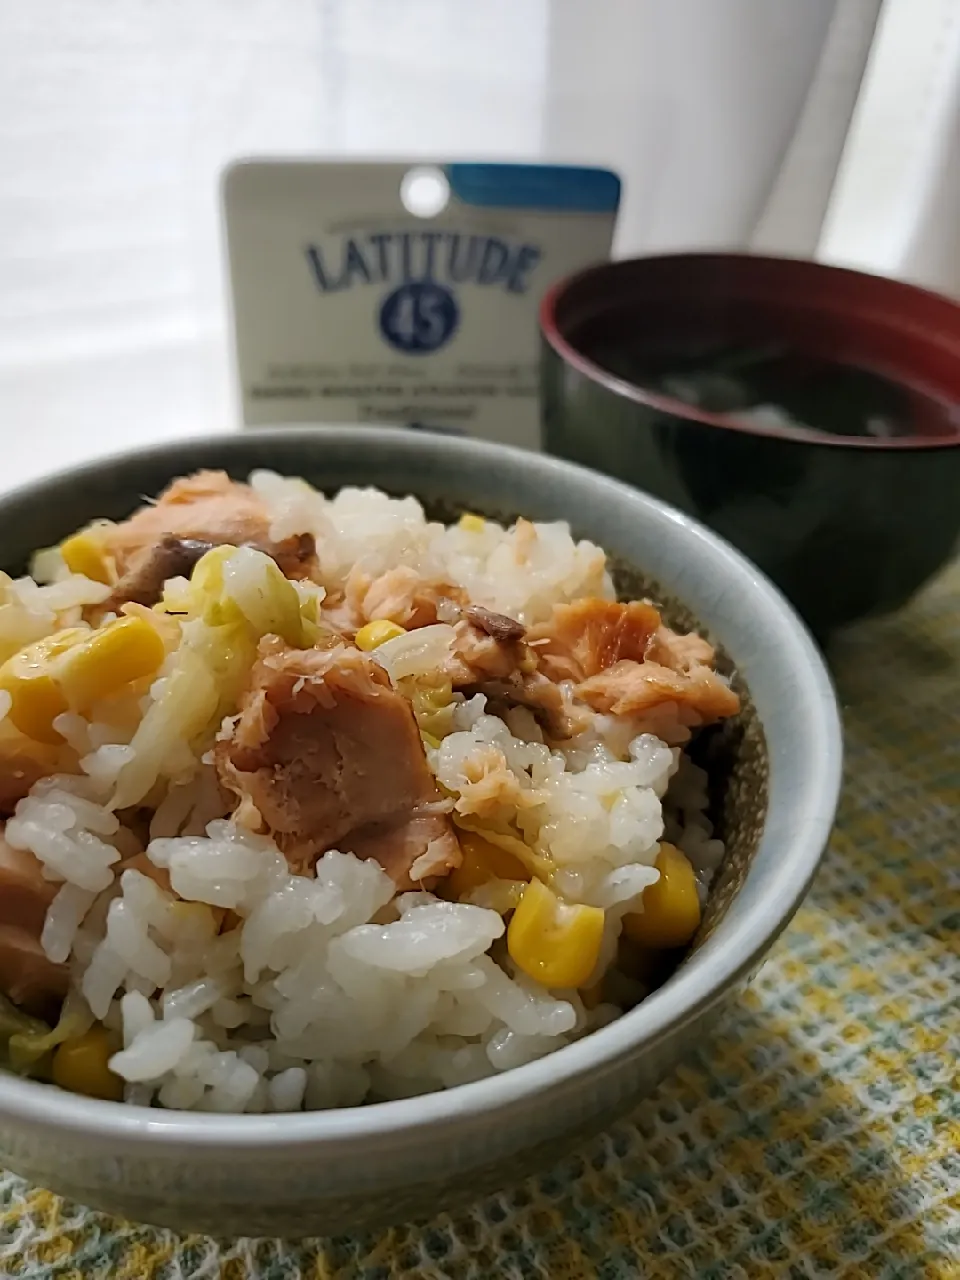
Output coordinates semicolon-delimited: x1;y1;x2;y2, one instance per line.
222;160;621;449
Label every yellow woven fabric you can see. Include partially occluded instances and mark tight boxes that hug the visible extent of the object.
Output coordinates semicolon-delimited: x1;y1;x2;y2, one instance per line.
0;567;957;1279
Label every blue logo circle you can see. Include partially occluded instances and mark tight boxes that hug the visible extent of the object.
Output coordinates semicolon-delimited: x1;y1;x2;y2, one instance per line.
378;281;459;355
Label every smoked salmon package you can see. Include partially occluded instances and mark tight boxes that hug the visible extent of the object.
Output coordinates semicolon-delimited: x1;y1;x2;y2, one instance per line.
222;161;620;449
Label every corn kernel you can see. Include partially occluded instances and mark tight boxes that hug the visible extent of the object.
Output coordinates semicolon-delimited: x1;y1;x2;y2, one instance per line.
355;619;406;651
122;600;181;650
0;672;66;743
59;531;112;585
453;818;554;880
622;842;701;949
51;1026;124;1101
0;628;88;742
458;512;486;533
59;616;166;710
0;617;166;741
507;878;604;989
446;830;528;900
167;900;222;939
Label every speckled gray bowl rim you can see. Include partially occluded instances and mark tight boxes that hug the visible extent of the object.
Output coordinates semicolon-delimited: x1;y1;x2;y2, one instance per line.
0;428;842;1154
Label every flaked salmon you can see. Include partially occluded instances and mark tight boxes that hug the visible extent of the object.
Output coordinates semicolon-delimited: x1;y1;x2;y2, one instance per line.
346;565;467;631
215;639;460;890
103;471;316;585
445;610;582;739
577;659;740;723
527;598;661;683
0;836;67;1016
0;836;58;938
0;926;67;1019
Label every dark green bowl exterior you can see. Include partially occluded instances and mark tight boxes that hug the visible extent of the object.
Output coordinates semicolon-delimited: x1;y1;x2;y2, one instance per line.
542;350;960;635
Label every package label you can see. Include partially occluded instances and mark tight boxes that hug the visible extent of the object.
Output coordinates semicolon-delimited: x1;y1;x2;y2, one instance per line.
223;161;620;449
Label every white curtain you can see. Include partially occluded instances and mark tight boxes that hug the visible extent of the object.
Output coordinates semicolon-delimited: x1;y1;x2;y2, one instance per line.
0;0;957;485
544;0;960;298
820;0;960;296
544;0;861;256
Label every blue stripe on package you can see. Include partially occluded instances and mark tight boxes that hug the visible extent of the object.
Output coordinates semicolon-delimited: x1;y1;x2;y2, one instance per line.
446;164;621;213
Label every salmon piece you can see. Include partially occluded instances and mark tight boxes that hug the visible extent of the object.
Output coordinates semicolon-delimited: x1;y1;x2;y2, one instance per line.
444;615;583;740
98;531;316;618
103;471;316;582
117;851;172;896
105;472;270;576
0;837;59;936
646;625;716;673
215;639;460;889
347;811;462;887
0;836;70;1016
253;532;316;582
104;536;222;611
525;599;731;733
348;566;467;631
445;617;529;685
0;926;68;1018
470;668;581;741
317;593;362;637
577;659;740;723
448;743;540;823
0;743;61;816
526;598;661;683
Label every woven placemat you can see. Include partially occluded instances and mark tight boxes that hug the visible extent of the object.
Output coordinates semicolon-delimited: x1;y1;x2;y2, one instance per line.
0;566;957;1279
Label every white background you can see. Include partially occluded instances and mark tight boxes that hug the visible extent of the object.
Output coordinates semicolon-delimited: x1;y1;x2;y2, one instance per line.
0;0;956;489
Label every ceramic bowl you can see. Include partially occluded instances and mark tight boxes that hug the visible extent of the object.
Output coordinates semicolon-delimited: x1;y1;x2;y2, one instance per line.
0;428;842;1236
540;253;960;636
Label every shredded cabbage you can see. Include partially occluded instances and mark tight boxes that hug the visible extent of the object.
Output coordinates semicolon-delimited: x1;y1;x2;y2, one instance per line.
7;990;94;1074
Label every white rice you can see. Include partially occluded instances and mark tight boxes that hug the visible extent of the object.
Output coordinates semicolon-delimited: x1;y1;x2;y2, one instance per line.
248;472;614;626
12;795;634;1108
3;476;729;1111
6;779;122;893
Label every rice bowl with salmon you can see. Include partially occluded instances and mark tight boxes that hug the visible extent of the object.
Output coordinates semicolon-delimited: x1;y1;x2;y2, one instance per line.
0;469;740;1113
